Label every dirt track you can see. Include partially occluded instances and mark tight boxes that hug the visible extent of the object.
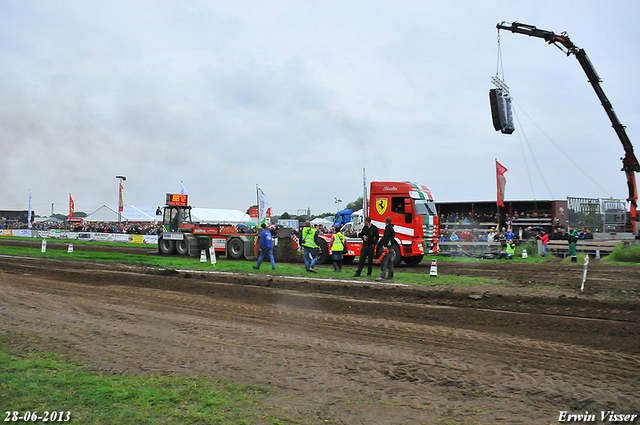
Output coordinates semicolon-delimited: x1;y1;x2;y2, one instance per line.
0;250;639;424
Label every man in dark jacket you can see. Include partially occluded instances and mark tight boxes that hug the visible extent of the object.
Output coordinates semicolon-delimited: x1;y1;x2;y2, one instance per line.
582;228;594;239
376;217;395;281
353;216;379;277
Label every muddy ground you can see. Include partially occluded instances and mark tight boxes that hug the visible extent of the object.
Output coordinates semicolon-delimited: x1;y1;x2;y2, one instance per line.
0;243;638;424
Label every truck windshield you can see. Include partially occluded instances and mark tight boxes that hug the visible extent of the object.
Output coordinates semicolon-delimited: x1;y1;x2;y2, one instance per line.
414;199;437;216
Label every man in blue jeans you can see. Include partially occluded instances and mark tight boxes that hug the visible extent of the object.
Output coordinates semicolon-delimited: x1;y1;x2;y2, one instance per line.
253;223;275;270
300;220;321;272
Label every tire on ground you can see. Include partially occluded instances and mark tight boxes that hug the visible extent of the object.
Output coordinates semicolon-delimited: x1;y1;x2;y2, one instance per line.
175;238;189;256
228;238;244;259
317;239;329;264
158;238;175;255
391;241;402;267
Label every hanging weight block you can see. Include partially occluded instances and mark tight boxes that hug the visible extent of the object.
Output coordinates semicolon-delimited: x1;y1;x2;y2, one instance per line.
489;88;515;134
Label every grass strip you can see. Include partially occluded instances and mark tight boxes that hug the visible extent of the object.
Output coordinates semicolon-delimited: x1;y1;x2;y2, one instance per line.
0;245;509;287
0;335;284;424
0;236;138;247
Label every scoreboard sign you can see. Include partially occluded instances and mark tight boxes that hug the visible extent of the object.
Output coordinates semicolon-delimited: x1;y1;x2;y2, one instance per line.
166;194;188;206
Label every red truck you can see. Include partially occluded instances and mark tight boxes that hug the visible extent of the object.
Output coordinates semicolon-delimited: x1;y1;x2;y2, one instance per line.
318;181;440;266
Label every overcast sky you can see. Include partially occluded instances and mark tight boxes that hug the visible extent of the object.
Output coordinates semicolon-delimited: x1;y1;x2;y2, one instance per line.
2;1;639;216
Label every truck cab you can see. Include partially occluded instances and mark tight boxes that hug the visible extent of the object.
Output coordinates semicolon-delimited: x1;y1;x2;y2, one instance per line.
333;209;354;228
317;182;439;266
369;181;440;265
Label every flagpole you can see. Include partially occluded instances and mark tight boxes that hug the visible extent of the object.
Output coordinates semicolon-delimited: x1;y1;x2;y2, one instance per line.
363;168;368;216
256;184;259;223
495;158;500;232
28;190;32;229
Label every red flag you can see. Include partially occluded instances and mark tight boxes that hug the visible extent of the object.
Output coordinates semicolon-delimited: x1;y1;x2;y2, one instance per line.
496;160;507;207
69;194;75;219
118;183;124;212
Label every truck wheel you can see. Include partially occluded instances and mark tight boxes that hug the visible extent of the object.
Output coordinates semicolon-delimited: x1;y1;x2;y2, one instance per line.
403;255;423;266
159;238;175;255
175;239;189;255
317;239;329;264
391;241;402;267
228;238;244;259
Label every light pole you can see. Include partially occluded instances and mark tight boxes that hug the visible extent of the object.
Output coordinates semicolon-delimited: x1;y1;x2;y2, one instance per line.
335;197;342;212
116;175;126;224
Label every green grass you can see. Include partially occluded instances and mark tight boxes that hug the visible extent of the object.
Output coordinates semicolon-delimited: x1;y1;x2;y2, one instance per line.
554;245;640;266
0;235;138;247
0;335;285;424
432;253;550;264
558;253;590;264
0;244;510;287
432;243;552;264
606;242;640;264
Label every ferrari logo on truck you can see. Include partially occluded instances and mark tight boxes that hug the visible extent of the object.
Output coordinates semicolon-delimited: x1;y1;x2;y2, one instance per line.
376;198;388;215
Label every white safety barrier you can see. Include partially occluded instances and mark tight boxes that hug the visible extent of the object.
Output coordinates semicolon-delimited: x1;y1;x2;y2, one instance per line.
429;259;438;277
209;246;217;266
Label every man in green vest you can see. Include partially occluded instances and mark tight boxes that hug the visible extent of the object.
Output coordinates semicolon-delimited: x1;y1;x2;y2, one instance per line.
567;225;579;262
330;227;346;272
501;239;516;259
301;221;320;273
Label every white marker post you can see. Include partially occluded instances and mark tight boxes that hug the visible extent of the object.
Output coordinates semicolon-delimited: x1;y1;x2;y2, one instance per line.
200;249;207;262
67;243;74;253
429;259;438;277
41;239;47;253
581;254;589;292
209;246;217;266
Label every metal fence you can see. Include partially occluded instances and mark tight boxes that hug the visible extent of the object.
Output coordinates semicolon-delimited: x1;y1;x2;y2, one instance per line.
601;198;628;232
567;197;627;232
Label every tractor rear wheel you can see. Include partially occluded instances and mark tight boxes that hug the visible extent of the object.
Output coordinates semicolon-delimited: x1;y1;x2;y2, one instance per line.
158;238;175;255
228;238;244;259
175;239;189;255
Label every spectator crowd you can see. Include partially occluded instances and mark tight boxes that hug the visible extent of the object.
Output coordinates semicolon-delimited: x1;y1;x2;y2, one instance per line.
439;210;594;250
1;218;163;235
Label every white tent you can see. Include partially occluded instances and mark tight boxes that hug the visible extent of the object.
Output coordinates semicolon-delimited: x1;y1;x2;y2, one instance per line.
85;205;161;222
34;216;64;223
85;205;250;225
191;208;250;225
310;217;333;227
